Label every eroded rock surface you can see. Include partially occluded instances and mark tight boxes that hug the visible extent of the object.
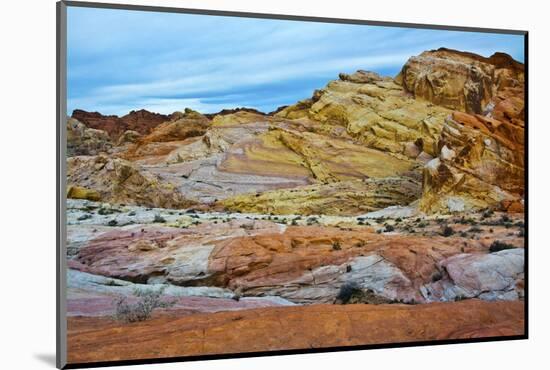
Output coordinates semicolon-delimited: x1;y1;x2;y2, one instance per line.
275;70;452;156
69;201;524;305
67;299;524;363
67;155;193;208
396;48;524;114
65;48;525;361
220;178;421;216
67;118;112;156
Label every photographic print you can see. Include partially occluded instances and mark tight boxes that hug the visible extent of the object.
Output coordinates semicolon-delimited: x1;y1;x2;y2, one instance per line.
58;2;527;367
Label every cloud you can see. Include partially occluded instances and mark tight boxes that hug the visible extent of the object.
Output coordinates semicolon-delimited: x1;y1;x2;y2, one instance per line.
67;6;525;116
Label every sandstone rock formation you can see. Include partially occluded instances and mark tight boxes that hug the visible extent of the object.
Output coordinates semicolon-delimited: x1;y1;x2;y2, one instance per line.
419;111;525;213
68;48;524;216
123;108;211;160
66;185;101;202
69;204;524;305
67;299;524;363
116;130;142;145
65;47;525;362
72;109;172;139
275;70;452;157
220;177;421;216
67;117;112;156
421;248;524;302
67;155;194;208
396;47;524;114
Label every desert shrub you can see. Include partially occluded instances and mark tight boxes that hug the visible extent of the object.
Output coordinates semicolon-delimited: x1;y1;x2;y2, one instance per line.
153;214;166;223
431;270;443;282
291;219;298;226
98;207;116;215
335;281;361;304
128;211;136;216
332;241;342;251
384;224;395;232
306;217;318;225
107;219;118;226
441;225;454;237
489;240;517;253
240;223;254;230
77;213;92;221
458;217;476;225
113;287;175;323
468;226;482;233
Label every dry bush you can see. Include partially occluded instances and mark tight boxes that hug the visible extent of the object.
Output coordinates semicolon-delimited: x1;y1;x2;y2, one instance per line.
112;287;175;323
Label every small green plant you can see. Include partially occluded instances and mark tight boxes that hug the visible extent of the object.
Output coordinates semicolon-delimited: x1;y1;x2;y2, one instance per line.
153;214;166;223
441;225;454;237
98;207;116;215
332;241;342;251
112;287;175;323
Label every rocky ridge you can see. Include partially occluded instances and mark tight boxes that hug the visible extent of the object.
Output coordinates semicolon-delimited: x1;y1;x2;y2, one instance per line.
67;49;524;215
72;109;173;139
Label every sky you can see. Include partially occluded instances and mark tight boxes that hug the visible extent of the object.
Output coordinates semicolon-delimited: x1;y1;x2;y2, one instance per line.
67;6;525;116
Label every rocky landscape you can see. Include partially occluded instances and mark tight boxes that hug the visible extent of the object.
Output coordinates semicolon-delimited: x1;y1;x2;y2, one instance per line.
65;48;525;364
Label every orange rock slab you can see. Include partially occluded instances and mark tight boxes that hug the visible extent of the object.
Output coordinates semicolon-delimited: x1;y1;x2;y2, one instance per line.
67;299;524;364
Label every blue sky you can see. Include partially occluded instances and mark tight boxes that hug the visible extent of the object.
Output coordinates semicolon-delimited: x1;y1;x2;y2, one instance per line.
67;6;525;116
